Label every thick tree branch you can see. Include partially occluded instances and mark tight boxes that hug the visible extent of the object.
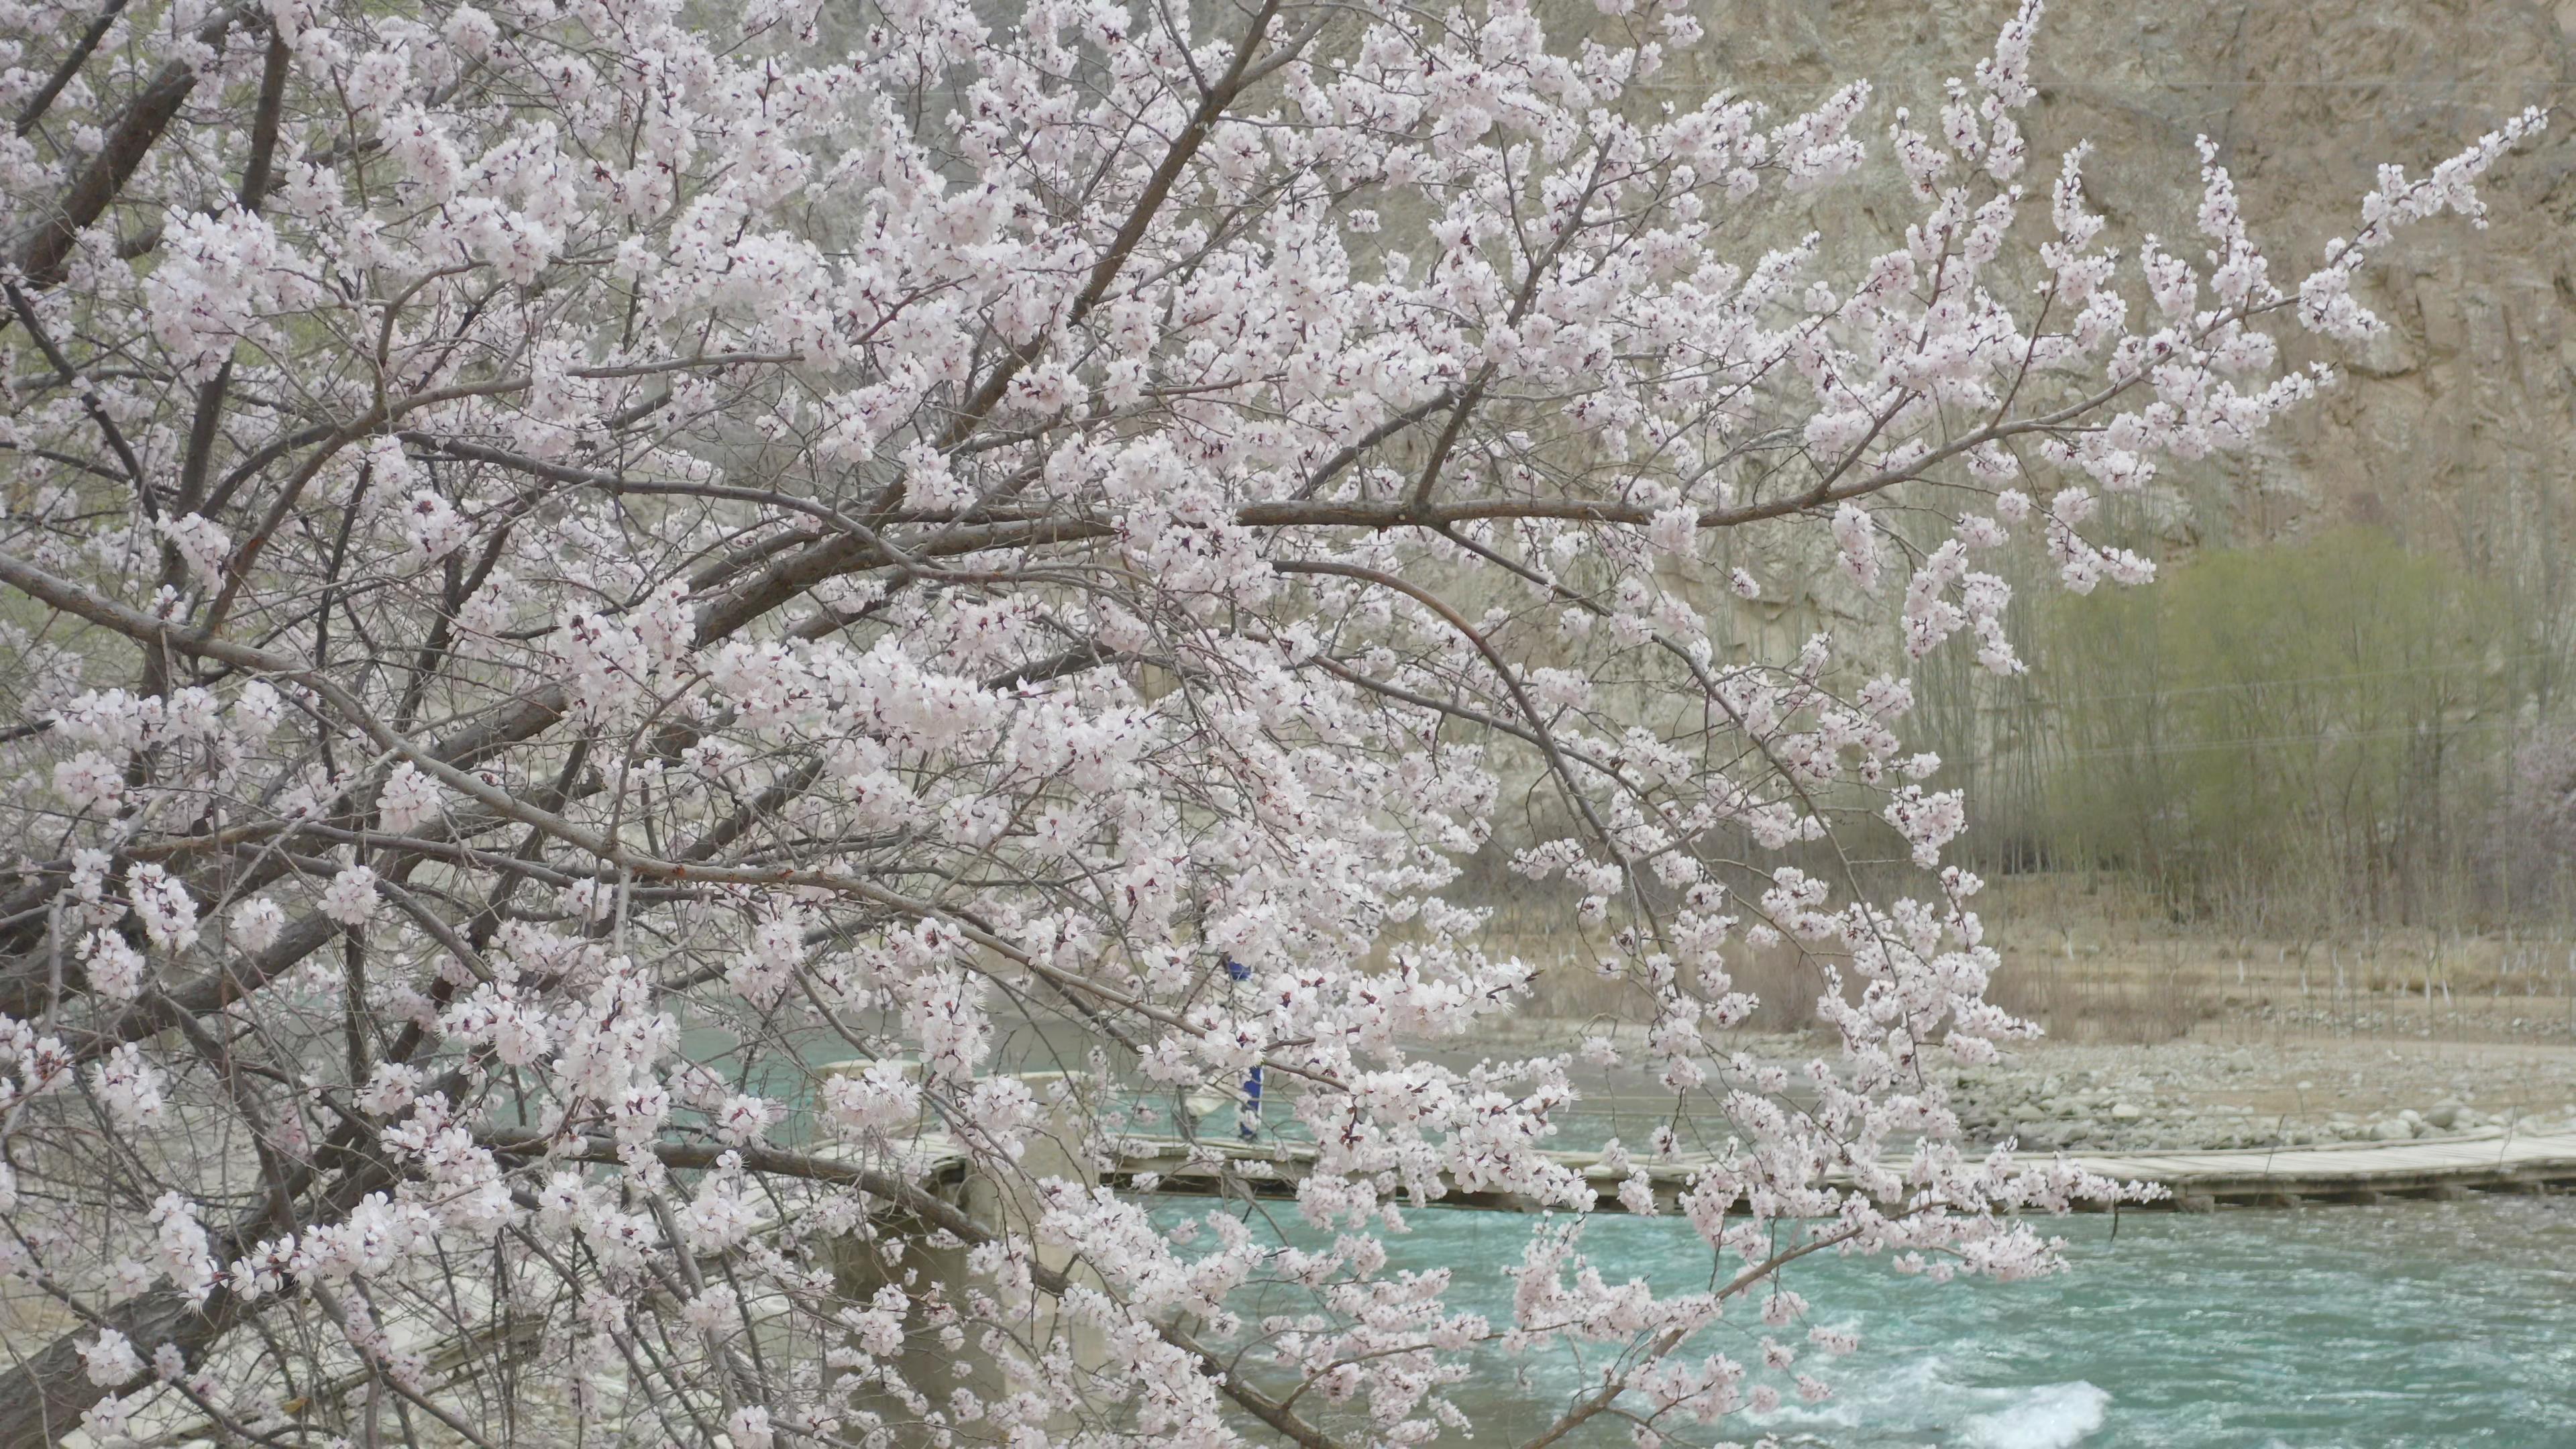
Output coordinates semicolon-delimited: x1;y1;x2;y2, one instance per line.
14;5;260;286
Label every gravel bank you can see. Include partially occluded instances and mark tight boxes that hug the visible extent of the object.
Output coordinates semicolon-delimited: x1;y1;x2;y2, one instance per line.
1937;1036;2576;1153
1477;1024;2576;1154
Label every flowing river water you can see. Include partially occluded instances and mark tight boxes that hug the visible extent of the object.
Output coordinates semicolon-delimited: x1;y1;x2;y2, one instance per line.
730;1036;2573;1443
1155;1194;2576;1448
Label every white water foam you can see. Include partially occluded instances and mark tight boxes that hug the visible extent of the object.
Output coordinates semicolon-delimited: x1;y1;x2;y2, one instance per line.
1960;1381;2112;1449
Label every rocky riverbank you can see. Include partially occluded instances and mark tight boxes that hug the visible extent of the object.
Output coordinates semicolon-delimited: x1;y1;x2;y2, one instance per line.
1411;1023;2576;1155
1937;1037;2576;1154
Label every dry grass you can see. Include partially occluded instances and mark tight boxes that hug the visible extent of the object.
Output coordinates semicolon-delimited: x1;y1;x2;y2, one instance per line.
1462;872;2576;1047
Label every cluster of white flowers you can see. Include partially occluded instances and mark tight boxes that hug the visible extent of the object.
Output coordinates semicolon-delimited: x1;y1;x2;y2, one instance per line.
0;0;2540;1442
317;865;380;927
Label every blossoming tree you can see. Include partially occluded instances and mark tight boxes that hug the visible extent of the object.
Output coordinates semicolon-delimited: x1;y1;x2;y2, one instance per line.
0;0;2541;1442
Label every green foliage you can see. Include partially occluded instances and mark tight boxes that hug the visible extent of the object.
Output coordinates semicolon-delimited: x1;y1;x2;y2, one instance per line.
2025;530;2521;926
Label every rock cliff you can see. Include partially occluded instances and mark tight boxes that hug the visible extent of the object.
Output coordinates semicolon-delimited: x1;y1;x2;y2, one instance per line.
1658;0;2575;564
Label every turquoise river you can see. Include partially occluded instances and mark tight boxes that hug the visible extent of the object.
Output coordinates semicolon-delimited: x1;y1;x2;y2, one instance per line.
1155;1194;2576;1448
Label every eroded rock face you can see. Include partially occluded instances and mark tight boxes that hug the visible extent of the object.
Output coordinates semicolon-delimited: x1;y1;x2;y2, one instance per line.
2024;0;2569;557
1575;0;2575;642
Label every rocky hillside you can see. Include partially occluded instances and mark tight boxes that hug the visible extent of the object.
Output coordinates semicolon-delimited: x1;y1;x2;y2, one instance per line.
1660;0;2576;559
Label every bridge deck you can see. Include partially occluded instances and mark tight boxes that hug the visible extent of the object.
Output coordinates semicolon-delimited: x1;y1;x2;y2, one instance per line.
1108;1128;2576;1212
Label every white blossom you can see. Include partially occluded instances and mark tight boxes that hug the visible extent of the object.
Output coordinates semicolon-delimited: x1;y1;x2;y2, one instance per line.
0;0;2540;1437
319;866;380;927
